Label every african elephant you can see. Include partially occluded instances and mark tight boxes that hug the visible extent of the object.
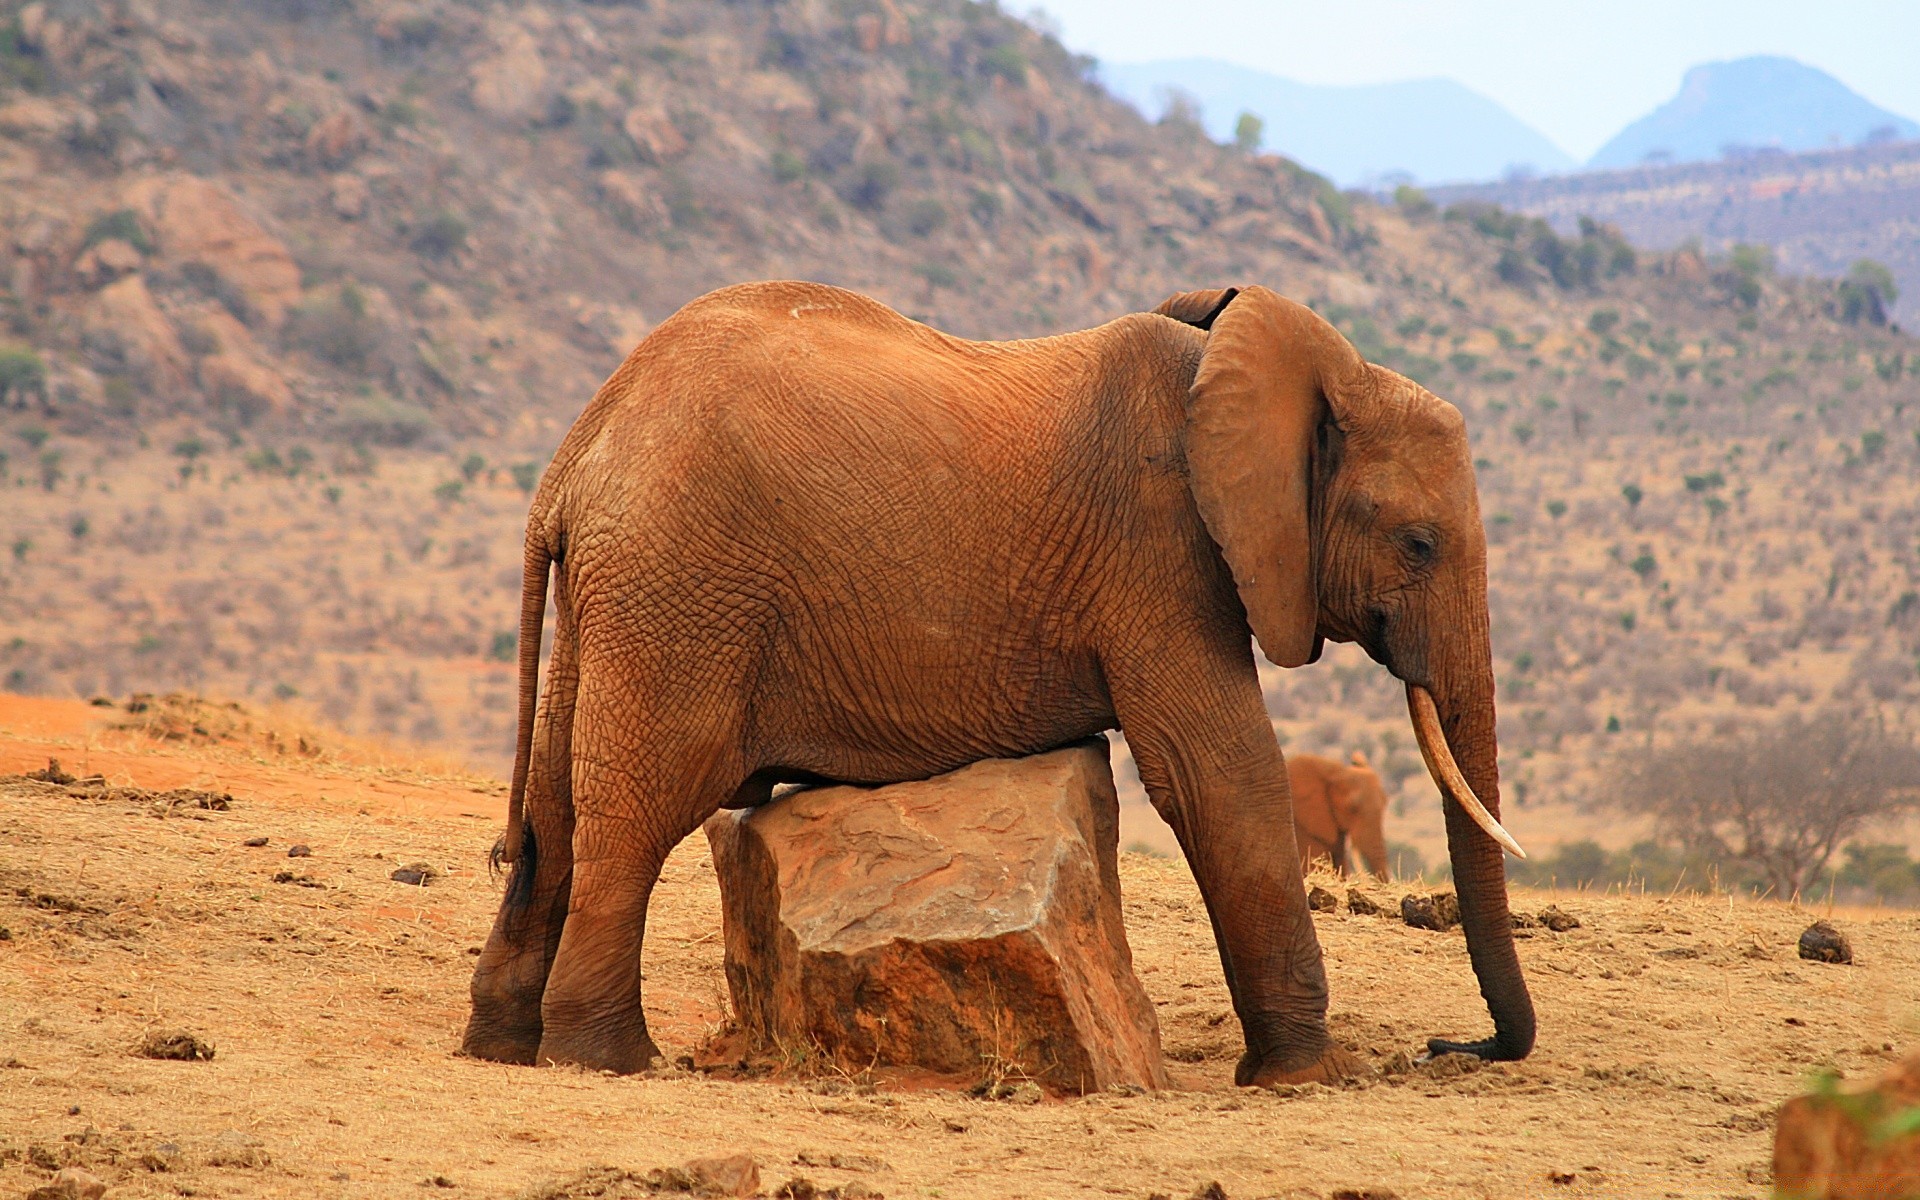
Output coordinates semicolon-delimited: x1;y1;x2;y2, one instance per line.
1289;751;1391;881
463;281;1533;1085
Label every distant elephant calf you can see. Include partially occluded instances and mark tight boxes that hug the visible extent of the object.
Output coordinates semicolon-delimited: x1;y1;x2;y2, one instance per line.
1288;751;1391;882
463;281;1533;1086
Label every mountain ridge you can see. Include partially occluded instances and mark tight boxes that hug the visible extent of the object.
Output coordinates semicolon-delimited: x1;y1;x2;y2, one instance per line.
1098;56;1573;187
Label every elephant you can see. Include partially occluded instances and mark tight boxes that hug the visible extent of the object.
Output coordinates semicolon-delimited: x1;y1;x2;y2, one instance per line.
1288;751;1391;881
463;280;1534;1086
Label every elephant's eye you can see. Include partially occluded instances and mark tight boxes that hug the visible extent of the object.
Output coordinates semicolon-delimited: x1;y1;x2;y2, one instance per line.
1396;526;1440;567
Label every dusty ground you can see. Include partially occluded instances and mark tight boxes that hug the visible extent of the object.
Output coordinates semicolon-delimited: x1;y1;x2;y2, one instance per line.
1;699;1914;1200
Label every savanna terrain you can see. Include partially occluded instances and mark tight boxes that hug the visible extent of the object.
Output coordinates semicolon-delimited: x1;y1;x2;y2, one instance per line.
1;696;1915;1200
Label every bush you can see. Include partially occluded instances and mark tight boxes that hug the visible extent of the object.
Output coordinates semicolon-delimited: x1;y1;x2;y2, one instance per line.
1392;185;1433;219
0;346;46;406
1610;708;1920;897
331;393;435;447
510;462;541;494
81;209;153;255
1232;110;1263;153
846;160;899;212
1837;259;1898;326
770;148;807;184
904;198;947;237
287;285;380;374
489;631;517;663
409;210;469;260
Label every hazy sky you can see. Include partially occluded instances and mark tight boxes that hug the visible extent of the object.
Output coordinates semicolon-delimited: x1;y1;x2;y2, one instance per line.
1029;1;1920;162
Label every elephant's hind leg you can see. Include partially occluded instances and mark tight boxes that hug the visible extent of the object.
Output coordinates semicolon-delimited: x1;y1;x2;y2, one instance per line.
464;587;581;1063
534;670;745;1074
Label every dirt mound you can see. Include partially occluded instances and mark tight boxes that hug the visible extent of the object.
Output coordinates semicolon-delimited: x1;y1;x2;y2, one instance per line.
106;693;326;759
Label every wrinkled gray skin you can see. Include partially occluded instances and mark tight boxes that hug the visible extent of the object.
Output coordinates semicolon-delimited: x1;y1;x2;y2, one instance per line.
462;281;1533;1084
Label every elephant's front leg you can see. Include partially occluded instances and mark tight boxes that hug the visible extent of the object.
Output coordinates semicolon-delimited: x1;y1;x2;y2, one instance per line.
1111;662;1367;1086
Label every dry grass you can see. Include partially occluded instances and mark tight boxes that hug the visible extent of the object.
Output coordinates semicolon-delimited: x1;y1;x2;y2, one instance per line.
1;701;1915;1199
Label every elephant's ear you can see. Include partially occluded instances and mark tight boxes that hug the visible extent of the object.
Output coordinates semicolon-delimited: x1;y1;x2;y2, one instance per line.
1186;285;1370;668
1154;287;1239;330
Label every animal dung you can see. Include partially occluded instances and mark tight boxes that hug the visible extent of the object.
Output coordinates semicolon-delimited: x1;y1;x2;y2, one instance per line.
135;1030;215;1061
1538;905;1581;932
1400;891;1461;932
1346;888;1384;916
389;863;438;886
1797;920;1853;964
1307;885;1338;912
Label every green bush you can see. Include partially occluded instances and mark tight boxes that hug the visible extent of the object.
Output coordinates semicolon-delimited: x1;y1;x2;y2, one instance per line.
1232;110;1263;153
904;197;947;237
1392;185;1434;219
1837;259;1898;326
81;209;152;255
409;210;469;260
846;160;900;212
0;347;46;406
331;393;435;447
770;148;807;184
510;462;541;494
489;631;517;663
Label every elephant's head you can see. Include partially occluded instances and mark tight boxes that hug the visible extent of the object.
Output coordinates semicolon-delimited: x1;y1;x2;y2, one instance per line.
1156;285;1535;1060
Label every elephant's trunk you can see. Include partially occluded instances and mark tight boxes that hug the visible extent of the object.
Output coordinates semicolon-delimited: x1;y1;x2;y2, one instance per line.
1406;671;1536;1061
1351;815;1391;883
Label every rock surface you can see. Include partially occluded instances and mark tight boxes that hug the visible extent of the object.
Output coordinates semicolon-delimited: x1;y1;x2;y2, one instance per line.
1774;1054;1920;1198
703;739;1167;1094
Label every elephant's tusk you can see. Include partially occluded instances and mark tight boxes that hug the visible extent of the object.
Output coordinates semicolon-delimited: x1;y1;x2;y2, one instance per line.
1406;684;1527;860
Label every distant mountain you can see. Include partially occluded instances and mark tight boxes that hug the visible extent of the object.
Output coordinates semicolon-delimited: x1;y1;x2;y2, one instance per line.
1590;56;1920;170
1098;58;1574;187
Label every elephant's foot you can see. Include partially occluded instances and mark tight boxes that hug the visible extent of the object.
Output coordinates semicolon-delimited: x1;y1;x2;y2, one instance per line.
465;950;554;1065
535;1020;662;1074
461;1019;543;1065
1235;1042;1371;1087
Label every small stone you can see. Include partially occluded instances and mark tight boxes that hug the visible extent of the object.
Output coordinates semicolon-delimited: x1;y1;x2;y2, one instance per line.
139;1141;181;1172
1307;885;1337;913
287;844;311;857
243;836;269;847
686;1153;760;1197
941;1119;967;1132
1538;905;1581;932
1797;920;1852;965
1189;1183;1228;1200
137;1029;214;1061
390;863;438;886
1346;888;1383;916
1401;892;1460;932
774;1177;818;1200
25;1168;107;1200
1331;1190;1399;1200
424;1175;455;1188
839;1183;884;1200
1546;1168;1577;1185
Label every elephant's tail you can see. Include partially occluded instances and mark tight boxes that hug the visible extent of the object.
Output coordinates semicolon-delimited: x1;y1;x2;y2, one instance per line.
501;527;555;870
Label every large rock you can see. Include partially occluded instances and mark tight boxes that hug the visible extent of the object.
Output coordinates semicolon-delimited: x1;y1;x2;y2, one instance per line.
703;740;1167;1094
82;274;190;400
1775;1054;1920;1198
123;175;302;328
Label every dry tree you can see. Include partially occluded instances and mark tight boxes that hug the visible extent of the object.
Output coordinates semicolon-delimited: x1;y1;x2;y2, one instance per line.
1609;707;1920;897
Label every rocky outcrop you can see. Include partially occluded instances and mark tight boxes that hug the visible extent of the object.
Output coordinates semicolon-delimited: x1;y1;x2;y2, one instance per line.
703;740;1167;1095
81;274;189;400
122;176;302;328
1775;1054;1920;1198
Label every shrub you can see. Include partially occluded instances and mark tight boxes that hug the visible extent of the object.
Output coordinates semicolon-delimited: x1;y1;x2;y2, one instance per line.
1837;259;1898;326
460;453;487;482
409;210;469;260
287;285;381;374
1611;709;1920;897
846;160;899;211
1629;552;1656;579
81;209;153;255
0;347;46;406
1392;185;1433;219
489;631;517;663
1232;110;1263;153
1620;483;1642;508
331;393;435;447
510;462;541;494
770;148;806;184
903;198;947;237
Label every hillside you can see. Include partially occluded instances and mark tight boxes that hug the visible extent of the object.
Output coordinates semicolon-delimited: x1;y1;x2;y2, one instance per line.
1;0;1919;885
1589;56;1919;171
0;696;1911;1199
1432;137;1920;326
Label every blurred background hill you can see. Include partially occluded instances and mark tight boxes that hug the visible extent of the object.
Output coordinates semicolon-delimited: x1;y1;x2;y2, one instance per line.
0;0;1917;901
